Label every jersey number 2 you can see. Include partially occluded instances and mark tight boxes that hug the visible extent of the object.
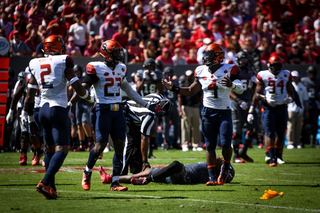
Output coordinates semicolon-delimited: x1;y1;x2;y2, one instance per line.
40;64;53;88
208;80;218;98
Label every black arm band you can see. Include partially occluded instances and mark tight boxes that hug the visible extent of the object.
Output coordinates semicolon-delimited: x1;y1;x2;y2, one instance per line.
170;84;180;93
27;102;34;115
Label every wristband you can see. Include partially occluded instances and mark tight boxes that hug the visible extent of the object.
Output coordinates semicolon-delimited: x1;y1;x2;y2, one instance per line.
69;76;79;85
79;90;89;99
27;83;38;89
170;84;180;93
248;105;255;114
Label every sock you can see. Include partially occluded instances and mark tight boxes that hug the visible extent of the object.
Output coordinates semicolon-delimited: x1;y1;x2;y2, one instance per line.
265;149;270;157
86;149;100;169
79;140;85;148
149;137;156;157
112;154;123;177
268;146;275;164
87;137;93;143
207;165;216;181
275;146;282;159
146;161;182;182
21;149;28;155
44;152;54;171
71;137;77;147
222;160;230;172
42;151;66;186
33;144;42;156
232;137;240;157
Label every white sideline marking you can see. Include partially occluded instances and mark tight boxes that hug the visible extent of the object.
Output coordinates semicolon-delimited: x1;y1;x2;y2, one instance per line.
1;187;320;212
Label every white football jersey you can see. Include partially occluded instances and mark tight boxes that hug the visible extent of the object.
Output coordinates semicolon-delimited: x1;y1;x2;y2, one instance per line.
256;69;292;105
25;67;41;108
196;64;242;109
86;61;127;104
29;55;71;108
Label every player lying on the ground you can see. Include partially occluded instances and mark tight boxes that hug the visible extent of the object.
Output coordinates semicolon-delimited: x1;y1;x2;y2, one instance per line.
99;157;234;185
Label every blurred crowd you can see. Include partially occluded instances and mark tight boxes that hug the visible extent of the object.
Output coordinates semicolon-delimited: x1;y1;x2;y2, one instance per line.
1;0;320;66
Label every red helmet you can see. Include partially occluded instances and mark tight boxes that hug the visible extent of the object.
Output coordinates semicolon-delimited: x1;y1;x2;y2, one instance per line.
43;35;66;55
99;40;123;65
267;55;283;75
202;43;225;67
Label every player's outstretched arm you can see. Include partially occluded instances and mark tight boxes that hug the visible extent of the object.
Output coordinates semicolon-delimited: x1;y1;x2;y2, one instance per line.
162;77;202;97
6;81;24;124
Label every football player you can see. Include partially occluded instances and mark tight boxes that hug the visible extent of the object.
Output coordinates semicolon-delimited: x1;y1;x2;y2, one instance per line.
162;67;180;150
136;58;164;158
6;68;44;166
26;35;94;199
162;43;244;186
69;40;165;191
300;66;320;148
99;157;235;185
247;56;302;167
230;51;259;163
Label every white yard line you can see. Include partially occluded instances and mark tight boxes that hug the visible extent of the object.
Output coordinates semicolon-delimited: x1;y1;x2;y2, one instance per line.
1;187;320;212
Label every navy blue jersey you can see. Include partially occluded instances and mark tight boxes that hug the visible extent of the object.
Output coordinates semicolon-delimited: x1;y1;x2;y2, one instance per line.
162;79;178;105
300;77;320;109
233;67;256;102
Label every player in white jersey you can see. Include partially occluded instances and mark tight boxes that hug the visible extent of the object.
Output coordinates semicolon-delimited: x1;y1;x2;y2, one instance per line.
247;55;302;167
68;40;165;192
26;35;94;199
162;44;244;186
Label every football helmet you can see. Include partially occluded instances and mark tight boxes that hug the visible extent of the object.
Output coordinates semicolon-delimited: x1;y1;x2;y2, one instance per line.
143;58;156;70
267;55;283;75
202;44;225;67
99;40;124;65
226;163;235;183
236;51;249;68
73;64;83;78
43;35;66;55
163;66;174;80
155;60;164;71
158;97;173;116
306;65;317;78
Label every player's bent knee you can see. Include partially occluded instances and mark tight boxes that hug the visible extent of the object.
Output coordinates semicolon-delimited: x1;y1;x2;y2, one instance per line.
206;142;216;151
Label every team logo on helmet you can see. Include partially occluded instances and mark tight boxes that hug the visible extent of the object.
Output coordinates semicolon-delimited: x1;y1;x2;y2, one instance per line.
99;40;124;65
203;44;225;67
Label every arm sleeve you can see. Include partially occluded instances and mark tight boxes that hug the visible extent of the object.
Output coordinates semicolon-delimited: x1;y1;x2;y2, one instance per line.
83;74;99;85
121;79;148;107
292;88;302;107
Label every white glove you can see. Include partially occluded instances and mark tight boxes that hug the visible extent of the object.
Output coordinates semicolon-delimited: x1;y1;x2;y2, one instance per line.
143;70;149;80
6;109;14;124
284;96;293;104
239;101;248;110
266;96;277;107
67;102;74;119
150;71;158;81
247;113;254;124
295;106;303;115
20;110;28;127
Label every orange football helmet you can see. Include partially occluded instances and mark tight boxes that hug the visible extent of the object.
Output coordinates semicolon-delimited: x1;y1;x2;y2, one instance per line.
99;40;123;65
43;35;66;55
267;55;283;75
202;43;225;67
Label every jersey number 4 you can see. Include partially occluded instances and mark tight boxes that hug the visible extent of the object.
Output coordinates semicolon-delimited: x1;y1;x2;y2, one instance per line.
40;64;53;88
208;80;218;98
268;80;284;94
104;77;121;97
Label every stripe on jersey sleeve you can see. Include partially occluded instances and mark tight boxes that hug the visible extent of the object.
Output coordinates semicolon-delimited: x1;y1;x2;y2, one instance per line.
86;64;97;75
230;65;239;75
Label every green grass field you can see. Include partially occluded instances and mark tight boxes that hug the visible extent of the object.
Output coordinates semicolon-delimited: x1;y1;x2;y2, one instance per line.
0;146;320;213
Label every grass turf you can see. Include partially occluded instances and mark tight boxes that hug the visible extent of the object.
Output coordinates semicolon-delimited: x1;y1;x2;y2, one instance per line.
0;145;319;213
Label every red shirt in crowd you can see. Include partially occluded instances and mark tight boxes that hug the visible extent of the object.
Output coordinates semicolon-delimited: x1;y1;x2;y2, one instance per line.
190;28;214;48
112;32;128;48
270;51;287;64
155;55;174;65
186;57;198;64
47;19;68;38
62;5;85;29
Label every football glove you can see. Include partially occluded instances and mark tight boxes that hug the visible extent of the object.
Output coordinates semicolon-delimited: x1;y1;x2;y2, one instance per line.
146;102;165;117
28;121;39;137
295;106;303;115
6;109;14;124
247;114;254;124
284;96;293;104
67;102;74;119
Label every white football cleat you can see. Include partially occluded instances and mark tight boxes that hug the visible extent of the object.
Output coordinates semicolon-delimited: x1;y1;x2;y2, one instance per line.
277;158;286;164
287;144;294;149
196;147;204;151
182;147;189;152
265;156;271;164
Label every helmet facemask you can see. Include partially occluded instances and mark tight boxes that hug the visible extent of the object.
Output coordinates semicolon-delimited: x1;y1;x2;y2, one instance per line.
268;63;282;75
